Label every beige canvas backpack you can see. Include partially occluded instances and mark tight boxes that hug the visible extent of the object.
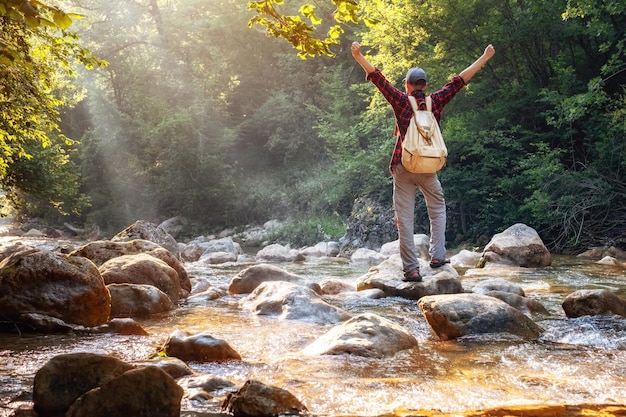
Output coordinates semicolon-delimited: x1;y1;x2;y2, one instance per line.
401;95;447;173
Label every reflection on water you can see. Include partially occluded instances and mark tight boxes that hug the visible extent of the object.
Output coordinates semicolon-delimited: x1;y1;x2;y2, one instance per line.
1;244;626;416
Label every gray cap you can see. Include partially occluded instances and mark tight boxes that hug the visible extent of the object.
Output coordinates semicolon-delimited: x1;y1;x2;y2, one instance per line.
404;67;428;84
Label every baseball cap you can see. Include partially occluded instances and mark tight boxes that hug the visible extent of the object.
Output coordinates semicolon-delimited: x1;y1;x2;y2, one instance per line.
404;67;428;84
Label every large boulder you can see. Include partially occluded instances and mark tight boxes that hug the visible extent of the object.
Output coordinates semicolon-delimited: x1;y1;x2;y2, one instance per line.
0;248;110;330
418;293;544;340
222;379;308;417
108;283;175;318
158;216;188;239
302;313;418;357
66;366;183;417
479;223;552;267
356;254;463;300
70;239;190;295
33;353;135;416
99;253;182;302
111;219;180;260
161;330;242;362
340;196;397;253
241;281;350;324
562;289;626;318
229;264;319;295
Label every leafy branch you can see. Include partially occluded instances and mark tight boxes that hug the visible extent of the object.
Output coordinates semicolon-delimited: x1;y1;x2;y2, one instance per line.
247;0;377;58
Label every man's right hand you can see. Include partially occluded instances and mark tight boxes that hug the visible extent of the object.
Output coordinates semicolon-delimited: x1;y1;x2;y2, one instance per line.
351;41;376;74
351;42;362;58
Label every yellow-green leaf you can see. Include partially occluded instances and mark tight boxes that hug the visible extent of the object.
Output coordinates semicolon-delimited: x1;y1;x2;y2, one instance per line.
328;25;343;39
53;11;73;30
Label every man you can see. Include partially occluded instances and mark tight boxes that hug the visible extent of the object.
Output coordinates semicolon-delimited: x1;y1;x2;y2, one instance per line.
351;41;495;282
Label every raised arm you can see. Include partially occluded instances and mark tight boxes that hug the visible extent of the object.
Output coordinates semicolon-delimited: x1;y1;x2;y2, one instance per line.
351;42;376;75
459;44;495;84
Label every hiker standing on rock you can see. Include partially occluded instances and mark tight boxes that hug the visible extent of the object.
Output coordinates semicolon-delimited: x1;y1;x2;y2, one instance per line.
351;41;495;282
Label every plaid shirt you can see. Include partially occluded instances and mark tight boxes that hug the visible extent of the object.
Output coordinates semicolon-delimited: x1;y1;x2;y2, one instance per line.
366;69;466;172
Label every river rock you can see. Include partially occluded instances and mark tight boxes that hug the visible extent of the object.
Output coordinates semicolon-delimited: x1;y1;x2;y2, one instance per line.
161;329;242;362
202;251;238;264
256;243;305;262
472;278;526;296
179;374;238;401
562;289;626;318
13;312;74;333
418;293;544;340
100;253;182;302
350;247;387;266
182;236;243;262
597;256;626;267
0;248;110;330
33;352;135;416
229;263;320;295
302;313;418;357
241;281;350;324
158;216;187;239
92;318;149;335
356;254;463;300
70;239;190;295
319;278;356;295
134;356;194;379
108;283;175;318
484;291;550;315
577;245;626;260
379;234;430;259
187;286;226;304
451;249;483;268
66;365;183;417
111;219;180;260
479;223;552;267
222;379;308;417
300;241;340;258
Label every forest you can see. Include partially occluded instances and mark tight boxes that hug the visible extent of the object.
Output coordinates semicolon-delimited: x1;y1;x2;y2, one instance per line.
0;0;624;253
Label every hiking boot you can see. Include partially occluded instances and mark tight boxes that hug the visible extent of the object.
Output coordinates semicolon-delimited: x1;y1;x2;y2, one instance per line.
430;258;450;268
402;269;422;282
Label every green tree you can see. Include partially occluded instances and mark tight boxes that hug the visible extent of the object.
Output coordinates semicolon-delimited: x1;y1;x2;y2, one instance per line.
0;0;105;218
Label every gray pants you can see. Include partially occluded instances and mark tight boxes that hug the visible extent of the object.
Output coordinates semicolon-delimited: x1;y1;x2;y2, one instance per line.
392;163;447;273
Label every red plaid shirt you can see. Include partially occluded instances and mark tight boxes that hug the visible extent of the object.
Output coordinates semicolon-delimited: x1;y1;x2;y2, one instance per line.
366;69;466;172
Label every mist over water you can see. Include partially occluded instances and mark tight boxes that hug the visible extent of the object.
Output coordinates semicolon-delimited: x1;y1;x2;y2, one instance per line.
1;235;625;416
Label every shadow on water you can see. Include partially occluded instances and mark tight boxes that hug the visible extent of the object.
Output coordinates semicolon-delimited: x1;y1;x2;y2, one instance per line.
0;239;625;416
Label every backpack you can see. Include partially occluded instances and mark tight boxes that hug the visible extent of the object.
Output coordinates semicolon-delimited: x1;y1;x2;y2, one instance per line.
401;95;447;174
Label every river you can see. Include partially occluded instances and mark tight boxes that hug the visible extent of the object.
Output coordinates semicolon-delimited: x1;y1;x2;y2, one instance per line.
1;235;625;416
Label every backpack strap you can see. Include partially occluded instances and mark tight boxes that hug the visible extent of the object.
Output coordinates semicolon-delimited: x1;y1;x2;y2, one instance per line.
426;95;432;112
407;95;432;144
408;95;419;112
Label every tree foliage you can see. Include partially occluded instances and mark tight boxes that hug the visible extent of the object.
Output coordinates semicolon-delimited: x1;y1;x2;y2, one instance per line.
3;0;624;250
0;0;105;218
247;0;370;58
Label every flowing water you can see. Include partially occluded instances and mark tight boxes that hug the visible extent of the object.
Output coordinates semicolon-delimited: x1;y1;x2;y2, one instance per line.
1;235;626;416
